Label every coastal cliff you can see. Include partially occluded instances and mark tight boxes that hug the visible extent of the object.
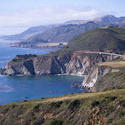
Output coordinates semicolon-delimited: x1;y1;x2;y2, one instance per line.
0;51;115;77
1;26;125;91
82;66;115;90
0;51;121;93
0;26;125;125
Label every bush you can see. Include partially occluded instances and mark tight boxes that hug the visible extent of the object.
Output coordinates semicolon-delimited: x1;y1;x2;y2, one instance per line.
91;100;100;107
49;101;63;108
45;119;63;125
68;100;80;110
119;100;125;107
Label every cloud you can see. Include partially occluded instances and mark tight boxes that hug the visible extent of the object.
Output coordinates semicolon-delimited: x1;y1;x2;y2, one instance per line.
0;6;100;35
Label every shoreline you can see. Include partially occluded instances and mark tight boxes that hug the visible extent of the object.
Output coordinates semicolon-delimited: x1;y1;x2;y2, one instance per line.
10;42;68;49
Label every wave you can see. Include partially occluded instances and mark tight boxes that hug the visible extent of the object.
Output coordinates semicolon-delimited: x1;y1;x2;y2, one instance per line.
0;85;14;92
0;75;6;77
57;73;83;77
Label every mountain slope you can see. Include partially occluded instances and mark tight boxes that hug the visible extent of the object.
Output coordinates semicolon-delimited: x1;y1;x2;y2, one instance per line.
94;15;125;24
0;89;124;125
13;22;99;48
0;25;55;40
2;15;125;48
22;22;99;43
68;27;125;52
65;15;125;25
13;15;125;48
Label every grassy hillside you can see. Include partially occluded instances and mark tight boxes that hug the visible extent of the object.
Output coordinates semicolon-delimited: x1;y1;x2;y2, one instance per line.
98;61;125;68
0;89;125;125
68;27;125;52
93;70;125;92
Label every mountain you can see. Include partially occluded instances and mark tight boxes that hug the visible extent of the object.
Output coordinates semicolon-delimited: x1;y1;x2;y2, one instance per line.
65;15;125;25
95;15;125;24
2;15;125;48
2;27;125;77
0;25;57;40
13;22;99;48
25;22;99;43
68;27;125;52
64;20;88;24
14;15;125;48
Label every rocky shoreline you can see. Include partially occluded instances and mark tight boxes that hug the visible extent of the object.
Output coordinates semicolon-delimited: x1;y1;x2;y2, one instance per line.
0;51;120;91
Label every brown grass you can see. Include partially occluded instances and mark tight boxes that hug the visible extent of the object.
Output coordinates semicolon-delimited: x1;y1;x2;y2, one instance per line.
98;61;125;68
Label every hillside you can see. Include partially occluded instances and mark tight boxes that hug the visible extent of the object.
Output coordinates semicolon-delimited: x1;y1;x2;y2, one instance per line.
0;89;124;125
0;25;125;125
1;53;125;125
0;25;55;41
68;27;125;53
18;15;125;44
2;27;125;76
18;22;99;43
7;15;125;49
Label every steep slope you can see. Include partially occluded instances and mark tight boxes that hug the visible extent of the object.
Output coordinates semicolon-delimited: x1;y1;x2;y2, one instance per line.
0;89;124;125
68;27;125;52
92;70;125;92
21;22;99;43
1;27;125;76
1;15;125;44
0;50;118;76
17;15;125;45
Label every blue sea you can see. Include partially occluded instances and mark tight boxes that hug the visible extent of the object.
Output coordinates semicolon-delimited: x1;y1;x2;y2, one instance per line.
0;40;84;105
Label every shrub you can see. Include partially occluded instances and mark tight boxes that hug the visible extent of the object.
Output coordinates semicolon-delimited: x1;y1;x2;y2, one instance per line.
45;119;63;125
68;100;80;110
91;100;100;107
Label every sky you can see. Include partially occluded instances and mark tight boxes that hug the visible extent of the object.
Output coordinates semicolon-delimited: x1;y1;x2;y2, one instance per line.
0;0;125;35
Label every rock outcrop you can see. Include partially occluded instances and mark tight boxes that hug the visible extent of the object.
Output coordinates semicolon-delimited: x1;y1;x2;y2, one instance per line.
0;51;115;77
82;66;112;89
0;51;121;92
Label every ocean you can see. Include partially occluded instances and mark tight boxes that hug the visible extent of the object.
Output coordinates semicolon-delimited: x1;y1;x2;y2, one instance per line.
0;40;84;105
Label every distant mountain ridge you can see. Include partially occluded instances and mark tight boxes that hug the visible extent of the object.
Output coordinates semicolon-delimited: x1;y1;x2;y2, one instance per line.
1;15;125;48
0;25;59;41
65;15;125;25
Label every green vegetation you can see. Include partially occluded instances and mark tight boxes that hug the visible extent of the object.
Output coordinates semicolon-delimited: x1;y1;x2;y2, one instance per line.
11;54;37;63
45;119;63;125
98;61;125;68
0;89;125;125
68;27;125;52
1;27;125;125
94;70;125;92
10;27;125;60
44;27;125;57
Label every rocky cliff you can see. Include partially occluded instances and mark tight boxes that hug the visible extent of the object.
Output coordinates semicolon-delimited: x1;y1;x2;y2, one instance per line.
0;51;122;94
0;51;116;77
82;66;113;90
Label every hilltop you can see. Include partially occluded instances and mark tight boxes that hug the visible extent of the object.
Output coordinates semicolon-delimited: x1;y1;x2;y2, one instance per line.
68;27;125;53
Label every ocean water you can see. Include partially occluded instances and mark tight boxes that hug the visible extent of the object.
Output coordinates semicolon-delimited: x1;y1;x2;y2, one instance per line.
0;40;84;105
